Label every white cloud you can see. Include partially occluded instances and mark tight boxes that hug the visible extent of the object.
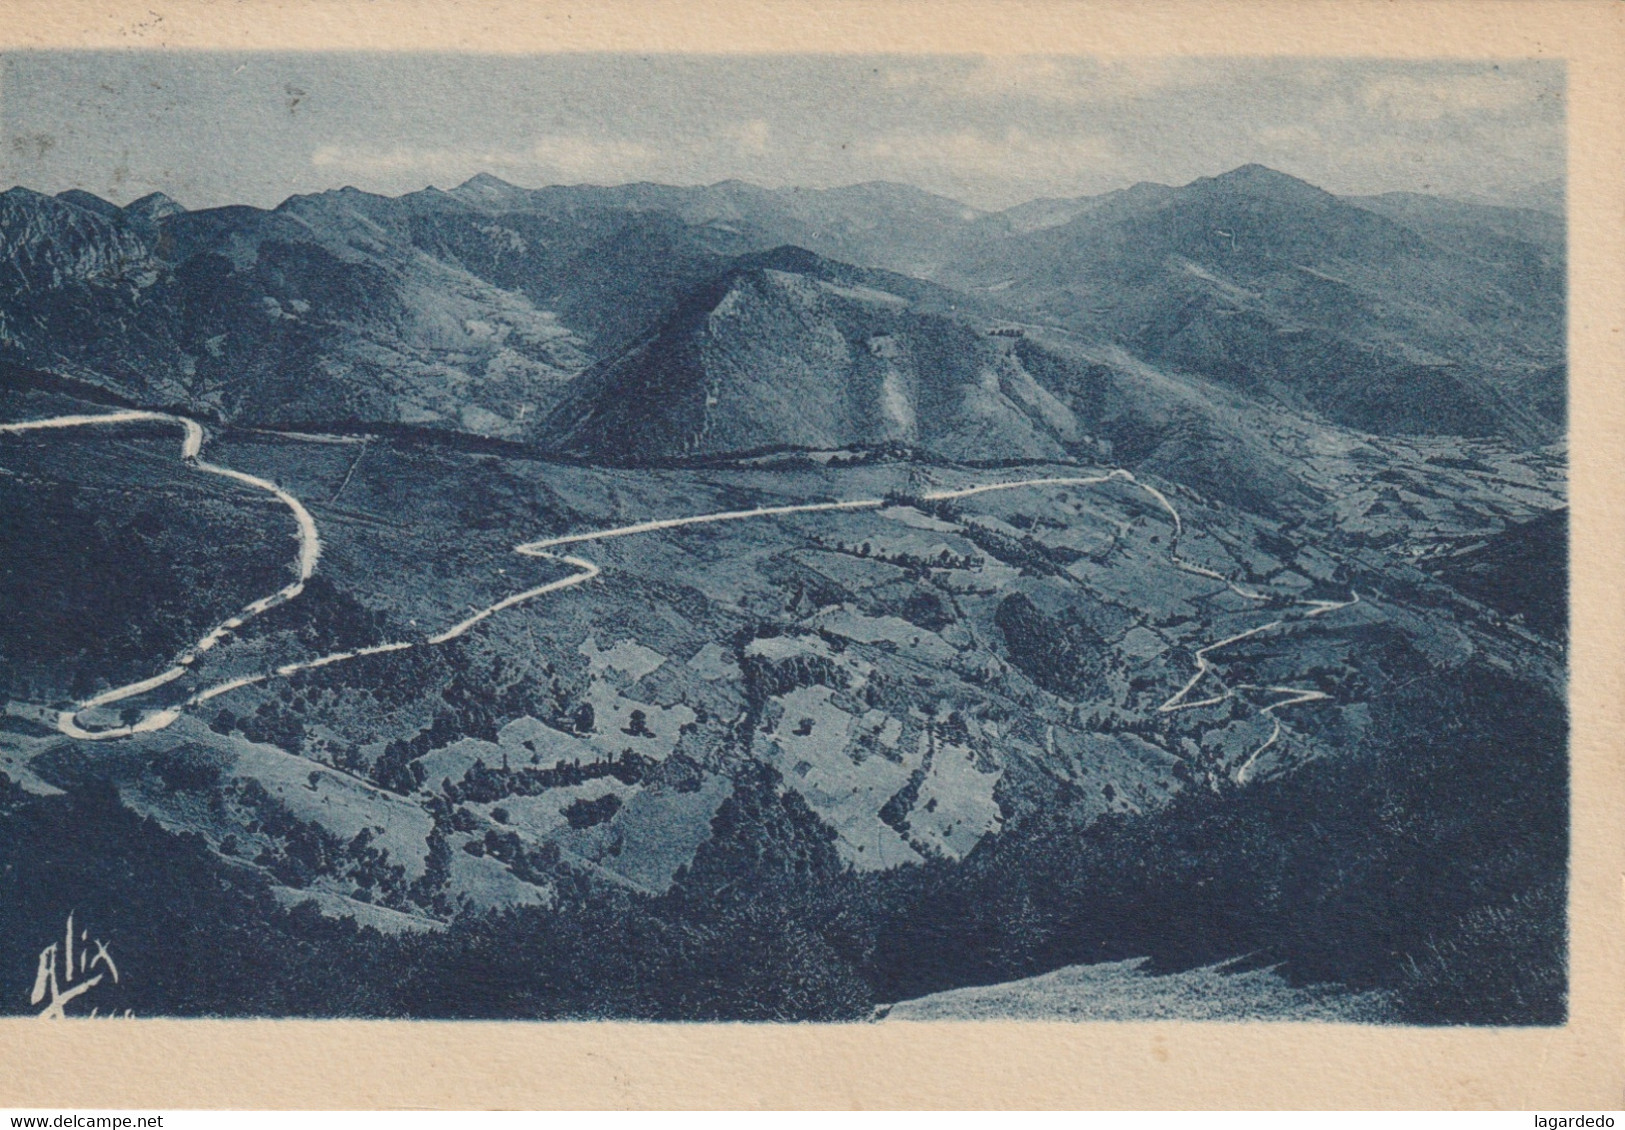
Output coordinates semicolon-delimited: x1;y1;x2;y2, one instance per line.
885;56;1209;105
725;119;772;157
1361;71;1550;122
856;128;1114;178
1255;124;1324;149
311;136;661;183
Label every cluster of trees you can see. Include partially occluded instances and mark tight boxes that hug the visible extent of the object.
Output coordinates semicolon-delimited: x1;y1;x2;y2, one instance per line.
0;477;282;701
461;826;564;885
994;593;1108;700
447;749;658;805
815;533;982;574
740;645;847;705
956;520;1085;578
211;697;307;754
252;574;391;657
209;642;560;798
231;777;411;906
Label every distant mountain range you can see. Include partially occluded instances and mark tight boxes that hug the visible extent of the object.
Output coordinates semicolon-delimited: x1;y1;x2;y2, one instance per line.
0;165;1565;463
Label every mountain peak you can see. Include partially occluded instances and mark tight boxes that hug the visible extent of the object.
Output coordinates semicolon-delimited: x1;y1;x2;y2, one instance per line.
544;242;1073;464
735;243;829;277
0;185;52;206
445;172;536;211
459;172;517;190
451;172;526;198
0;186;124;226
125;191;184;220
56;189;124;218
1197;164;1333;203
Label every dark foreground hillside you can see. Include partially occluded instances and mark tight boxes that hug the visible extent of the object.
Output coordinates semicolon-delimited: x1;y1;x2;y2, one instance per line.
0;651;1564;1022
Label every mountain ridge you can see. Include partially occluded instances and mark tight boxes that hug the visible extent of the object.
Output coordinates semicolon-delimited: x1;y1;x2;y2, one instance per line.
0;164;1564;460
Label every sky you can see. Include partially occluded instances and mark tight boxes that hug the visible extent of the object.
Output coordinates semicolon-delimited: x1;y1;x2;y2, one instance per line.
0;53;1564;212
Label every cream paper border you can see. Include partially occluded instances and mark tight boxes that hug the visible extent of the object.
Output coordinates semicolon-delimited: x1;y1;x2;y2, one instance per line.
0;0;1618;1109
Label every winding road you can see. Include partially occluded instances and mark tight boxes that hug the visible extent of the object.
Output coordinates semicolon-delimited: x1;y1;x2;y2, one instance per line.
1156;592;1361;783
1;410;1353;779
1;411;321;739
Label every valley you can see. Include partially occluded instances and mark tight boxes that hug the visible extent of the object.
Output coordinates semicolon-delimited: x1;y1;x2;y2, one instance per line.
0;162;1567;1023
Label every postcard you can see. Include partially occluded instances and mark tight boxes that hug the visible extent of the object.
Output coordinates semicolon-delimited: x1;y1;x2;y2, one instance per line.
0;0;1619;1109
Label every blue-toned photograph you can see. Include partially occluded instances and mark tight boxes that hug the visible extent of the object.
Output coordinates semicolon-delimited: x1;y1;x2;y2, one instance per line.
0;53;1565;1023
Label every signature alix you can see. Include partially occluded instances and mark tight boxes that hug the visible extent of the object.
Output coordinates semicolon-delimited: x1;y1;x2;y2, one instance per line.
31;912;132;1019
